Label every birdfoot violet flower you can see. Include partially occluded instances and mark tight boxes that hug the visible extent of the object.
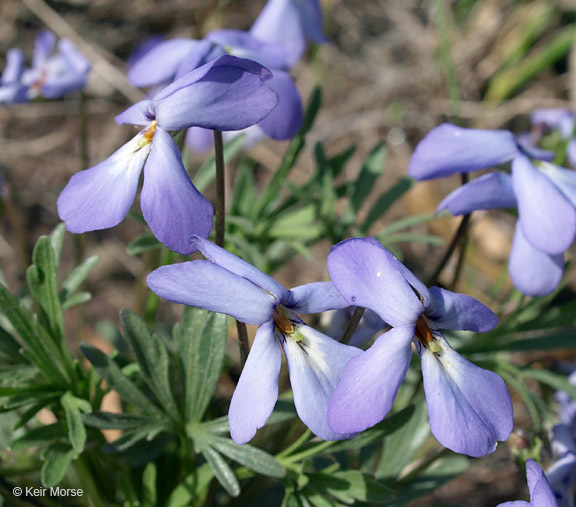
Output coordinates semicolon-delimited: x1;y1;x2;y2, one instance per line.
327;237;513;457
57;55;278;254
147;236;361;444
497;459;558;507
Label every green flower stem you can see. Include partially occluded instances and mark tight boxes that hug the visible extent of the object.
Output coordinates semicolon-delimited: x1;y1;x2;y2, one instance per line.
340;306;365;345
277;429;312;459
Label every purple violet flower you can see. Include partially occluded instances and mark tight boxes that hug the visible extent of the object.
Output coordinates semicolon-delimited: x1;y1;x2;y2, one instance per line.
147;236;360;444
409;123;576;296
327;237;513;458
57;55;278;254
530;109;576;168
497;460;558;507
547;425;576;507
0;48;28;104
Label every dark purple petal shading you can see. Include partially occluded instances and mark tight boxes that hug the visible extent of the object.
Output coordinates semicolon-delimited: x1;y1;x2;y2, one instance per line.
147;261;277;325
328;325;415;434
282;323;362;440
512;154;576;255
115;100;153;126
420;332;513;457
190;236;290;302
509;221;564;297
228;321;281;444
57;133;149;232
287;282;349;314
327;238;424;326
409;124;518;180
437;172;517;215
140;127;213;254
153;55;277;132
258;70;303;140
128;39;199;88
426;287;497;332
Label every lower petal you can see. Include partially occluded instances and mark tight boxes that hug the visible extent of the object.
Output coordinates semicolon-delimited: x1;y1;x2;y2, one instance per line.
327;325;415;434
141;127;214;254
229;321;282;444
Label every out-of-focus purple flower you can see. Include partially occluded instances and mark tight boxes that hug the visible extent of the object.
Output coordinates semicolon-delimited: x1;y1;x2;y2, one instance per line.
530;109;576;169
547;425;576;507
58;56;278;254
251;0;327;67
21;31;90;100
409;123;576;297
498;460;558;507
327;237;512;458
0;48;28;104
323;307;387;347
147;236;359;444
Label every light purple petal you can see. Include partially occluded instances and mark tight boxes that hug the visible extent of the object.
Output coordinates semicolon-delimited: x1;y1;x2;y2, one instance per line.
437;172;517;215
515;133;555;161
173;41;226;80
153;55;278;132
526;459;558;507
258;70;303;140
33;30;56;69
282;322;362;440
531;109;575;138
426;287;497;332
420;332;513;457
327;237;424;326
128;39;199;88
539;161;576;208
115;100;153;126
229;321;281;444
1;48;25;85
140;127;213;254
512;153;576;255
58;39;90;75
186;127;214;152
147;261;276;325
328;325;415;434
409;124;518;180
57;133;148;233
509;221;564;297
287;282;349;314
496;502;530;506
190;236;290;302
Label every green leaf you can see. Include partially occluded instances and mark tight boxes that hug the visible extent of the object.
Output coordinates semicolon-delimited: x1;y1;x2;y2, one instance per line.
49;223;67;266
83;411;155;430
381;233;444;247
126;235;162;256
362;175;416;232
60;255;99;301
350;143;387;214
10;423;65;451
0;386;63;410
80;343;163;417
61;392;87;453
199;445;240;498
266;206;322;240
378;213;439;236
103;424;167;453
309;470;395;504
41;442;77;487
142;462;157;507
206;434;285;478
0;365;38;386
0;325;26;361
174;307;227;422
62;291;92;310
523;368;576;398
165;464;213;507
120;310;179;420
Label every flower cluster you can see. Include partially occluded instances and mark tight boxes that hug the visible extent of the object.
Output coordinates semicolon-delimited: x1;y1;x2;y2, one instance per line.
409;121;576;296
0;30;90;103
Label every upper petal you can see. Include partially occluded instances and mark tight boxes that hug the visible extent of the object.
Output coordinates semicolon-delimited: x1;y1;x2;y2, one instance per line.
327;325;415;434
409;124;518;180
287;282;349;314
153;55;278;132
512;153;576;255
426;287;497;332
327;237;424;326
508;220;564;297
33;30;56;69
525;459;558;507
147;261;277;325
115;100;153;126
437;172;517;215
229;321;281;444
57;133;148;233
141;127;213;254
538;161;576;208
1;48;25;85
190;236;290;302
420;332;513;457
282;322;362;440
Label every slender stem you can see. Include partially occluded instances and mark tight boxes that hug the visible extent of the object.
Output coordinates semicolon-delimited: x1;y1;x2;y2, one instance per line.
213;131;250;367
426;173;470;287
340;306;365;345
277;429;312;458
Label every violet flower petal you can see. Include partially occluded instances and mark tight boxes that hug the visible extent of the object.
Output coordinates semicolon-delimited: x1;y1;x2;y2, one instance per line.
409;123;518;180
115;100;153;126
420;332;513;457
140;127;213;254
508;221;564;297
327;325;415;434
146;261;277;325
426;287;497;332
437;172;517;215
287;282;349;314
526;459;559;507
283;323;362;440
33;30;56;69
515;133;555;161
539;161;576;208
531;109;575;138
327;237;424;326
57;132;149;232
228;321;281;444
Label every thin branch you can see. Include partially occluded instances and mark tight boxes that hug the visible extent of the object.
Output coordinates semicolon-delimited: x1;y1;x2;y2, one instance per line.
340;306;365;345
